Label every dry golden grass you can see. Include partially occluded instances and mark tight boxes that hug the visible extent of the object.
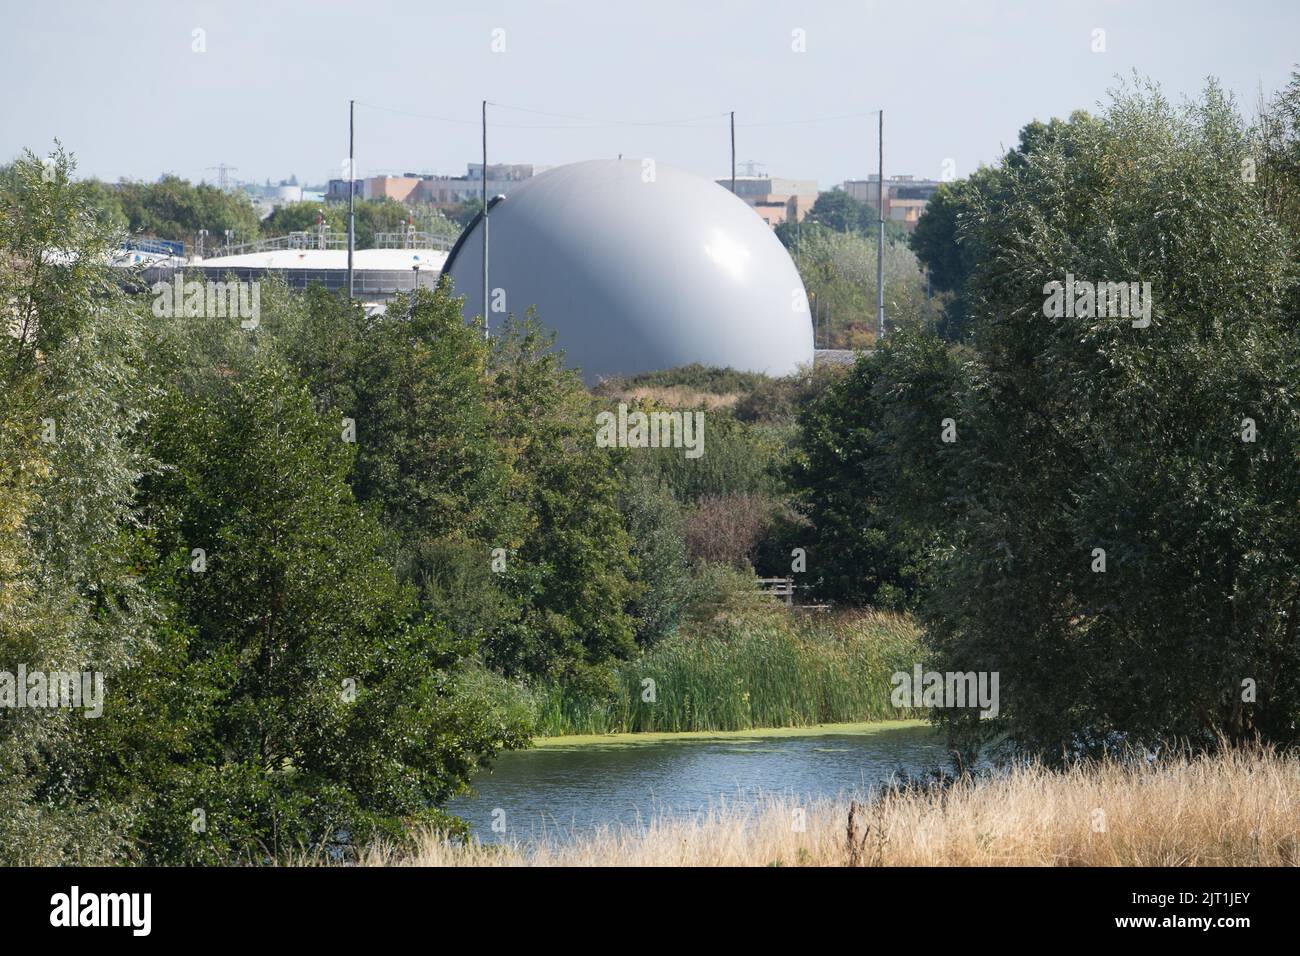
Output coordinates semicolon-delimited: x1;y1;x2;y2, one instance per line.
614;385;741;410
363;746;1300;867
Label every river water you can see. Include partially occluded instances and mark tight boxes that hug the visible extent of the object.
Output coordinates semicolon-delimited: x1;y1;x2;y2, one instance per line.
449;722;951;844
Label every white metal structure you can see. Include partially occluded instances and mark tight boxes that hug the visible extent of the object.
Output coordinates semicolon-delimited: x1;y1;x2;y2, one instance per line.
443;159;814;382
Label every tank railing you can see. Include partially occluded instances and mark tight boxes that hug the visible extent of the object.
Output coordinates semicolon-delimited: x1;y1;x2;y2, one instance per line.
372;231;455;251
212;230;453;257
214;231;347;256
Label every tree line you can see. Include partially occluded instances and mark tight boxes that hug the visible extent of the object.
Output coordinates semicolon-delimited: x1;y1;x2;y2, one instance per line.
80;174;468;252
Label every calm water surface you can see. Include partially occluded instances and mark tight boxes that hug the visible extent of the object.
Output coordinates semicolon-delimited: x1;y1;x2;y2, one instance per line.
450;723;951;844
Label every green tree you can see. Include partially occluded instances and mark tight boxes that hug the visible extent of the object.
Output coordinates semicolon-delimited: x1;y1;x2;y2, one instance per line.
259;201;343;238
485;316;640;677
794;190;909;240
786;338;947;608
268;281;517;644
910;113;1099;341
112;356;528;861
113;175;262;247
794;225;939;347
0;148;153;863
903;80;1299;757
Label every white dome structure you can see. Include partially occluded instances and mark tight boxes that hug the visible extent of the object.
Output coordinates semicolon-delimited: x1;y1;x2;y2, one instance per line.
442;159;814;382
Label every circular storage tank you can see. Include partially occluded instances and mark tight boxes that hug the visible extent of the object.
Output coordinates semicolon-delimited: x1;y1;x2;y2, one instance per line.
442;159;814;382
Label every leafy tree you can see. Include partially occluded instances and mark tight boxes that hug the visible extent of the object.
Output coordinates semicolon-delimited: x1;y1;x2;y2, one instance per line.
258;201;343;238
907;173;992;340
267;282;517;644
910;113;1099;341
1258;68;1300;299
617;469;689;647
794;225;939;347
786;340;944;608
793;190;909;241
485;315;640;677
272;286;641;679
111;355;528;861
0;148;153;863
902;80;1299;757
112;175;262;247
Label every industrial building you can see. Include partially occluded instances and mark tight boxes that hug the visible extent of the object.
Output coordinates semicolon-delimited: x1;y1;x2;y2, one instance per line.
716;174;819;227
840;175;942;230
132;229;450;302
328;163;546;208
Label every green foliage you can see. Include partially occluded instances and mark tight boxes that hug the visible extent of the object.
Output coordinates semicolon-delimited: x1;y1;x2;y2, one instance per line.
0;148;154;863
527;611;924;735
617;470;690;647
895;80;1299;757
0;151;541;864
1259;70;1300;295
484;315;640;676
794;224;940;347
786;343;937;609
909;113;1100;341
622;409;786;504
262;198;457;249
594;363;768;396
782;190;909;242
733;361;848;425
113;354;528;861
104;175;262;246
258;201;343;238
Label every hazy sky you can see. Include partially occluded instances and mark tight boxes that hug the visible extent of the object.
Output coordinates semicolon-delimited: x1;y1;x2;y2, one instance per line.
2;1;1297;190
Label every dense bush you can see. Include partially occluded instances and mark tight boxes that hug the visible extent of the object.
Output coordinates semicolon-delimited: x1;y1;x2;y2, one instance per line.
594;363;768;396
682;492;794;569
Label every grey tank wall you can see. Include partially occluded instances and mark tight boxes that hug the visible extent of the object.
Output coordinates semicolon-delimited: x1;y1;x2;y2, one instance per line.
443;159;814;383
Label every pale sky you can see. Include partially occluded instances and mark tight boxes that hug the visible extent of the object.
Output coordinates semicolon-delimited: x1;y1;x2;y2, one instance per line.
2;0;1297;190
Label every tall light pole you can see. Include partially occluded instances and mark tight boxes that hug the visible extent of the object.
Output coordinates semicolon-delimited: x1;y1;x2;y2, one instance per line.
730;111;736;194
347;99;355;300
482;99;489;340
876;109;885;343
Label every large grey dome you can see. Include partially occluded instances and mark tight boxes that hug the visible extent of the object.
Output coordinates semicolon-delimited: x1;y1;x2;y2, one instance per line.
442;159;814;382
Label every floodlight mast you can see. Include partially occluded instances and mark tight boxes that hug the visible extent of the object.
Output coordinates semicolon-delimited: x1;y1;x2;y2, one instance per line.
877;109;885;343
347;99;355;300
482;100;489;340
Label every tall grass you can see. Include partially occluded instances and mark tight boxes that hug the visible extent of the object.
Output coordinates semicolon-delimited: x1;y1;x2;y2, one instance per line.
363;745;1300;867
528;611;923;736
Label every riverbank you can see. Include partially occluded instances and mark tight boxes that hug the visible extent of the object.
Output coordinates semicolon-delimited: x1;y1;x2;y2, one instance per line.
531;718;930;748
368;746;1300;866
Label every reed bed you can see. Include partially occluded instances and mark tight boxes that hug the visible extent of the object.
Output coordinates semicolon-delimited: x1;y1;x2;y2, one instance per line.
528;610;923;736
362;745;1300;867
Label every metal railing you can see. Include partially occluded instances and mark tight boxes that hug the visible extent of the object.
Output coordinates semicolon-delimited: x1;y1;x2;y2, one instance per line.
138;264;438;297
123;237;186;257
373;230;455;251
215;231;347;256
214;230;455;257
